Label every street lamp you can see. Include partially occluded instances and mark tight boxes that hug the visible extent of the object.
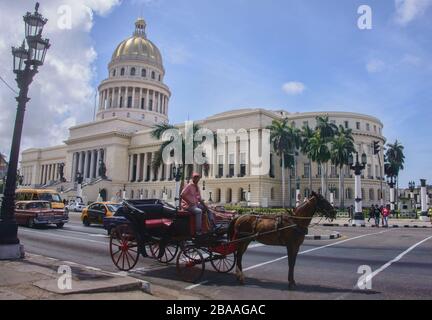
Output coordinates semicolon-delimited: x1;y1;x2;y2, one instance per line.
386;175;396;212
408;181;416;218
172;165;183;208
76;172;83;199
419;179;430;222
247;184;251;207
0;2;50;259
329;184;336;207
295;177;301;208
348;152;367;226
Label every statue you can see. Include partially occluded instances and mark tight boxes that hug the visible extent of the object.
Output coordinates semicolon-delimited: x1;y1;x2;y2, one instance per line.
76;172;83;185
59;163;66;182
98;159;107;179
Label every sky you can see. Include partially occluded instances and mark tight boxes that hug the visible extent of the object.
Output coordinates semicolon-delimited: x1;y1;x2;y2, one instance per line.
0;0;431;187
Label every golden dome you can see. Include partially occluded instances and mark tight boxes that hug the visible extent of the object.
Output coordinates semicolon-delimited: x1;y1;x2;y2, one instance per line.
111;18;163;67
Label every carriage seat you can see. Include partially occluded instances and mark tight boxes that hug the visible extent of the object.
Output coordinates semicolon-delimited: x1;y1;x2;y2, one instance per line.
144;218;173;229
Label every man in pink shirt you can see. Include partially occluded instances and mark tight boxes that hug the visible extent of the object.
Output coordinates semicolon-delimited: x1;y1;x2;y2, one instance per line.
181;172;214;235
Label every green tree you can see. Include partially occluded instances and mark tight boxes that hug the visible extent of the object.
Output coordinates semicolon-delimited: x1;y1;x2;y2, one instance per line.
307;131;331;198
385;140;405;209
300;125;314;193
267;119;300;208
330;125;355;208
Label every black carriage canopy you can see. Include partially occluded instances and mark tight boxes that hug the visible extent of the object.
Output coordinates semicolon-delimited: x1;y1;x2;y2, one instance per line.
119;199;177;220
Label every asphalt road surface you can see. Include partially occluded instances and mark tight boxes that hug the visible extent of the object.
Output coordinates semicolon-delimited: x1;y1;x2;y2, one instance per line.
18;213;432;300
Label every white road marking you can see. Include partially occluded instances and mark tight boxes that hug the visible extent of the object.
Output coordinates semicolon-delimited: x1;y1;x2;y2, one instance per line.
248;243;265;249
185;281;209;290
356;235;432;289
85;266;102;271
243;230;390;272
19;229;107;245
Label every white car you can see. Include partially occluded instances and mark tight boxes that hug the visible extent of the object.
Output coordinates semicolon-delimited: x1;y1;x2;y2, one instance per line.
67;200;86;212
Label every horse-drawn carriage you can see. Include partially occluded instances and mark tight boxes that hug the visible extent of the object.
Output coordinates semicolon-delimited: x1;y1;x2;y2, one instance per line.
108;199;237;282
109;192;336;287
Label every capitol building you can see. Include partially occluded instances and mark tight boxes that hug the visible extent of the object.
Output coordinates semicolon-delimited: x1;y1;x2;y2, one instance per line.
19;18;387;208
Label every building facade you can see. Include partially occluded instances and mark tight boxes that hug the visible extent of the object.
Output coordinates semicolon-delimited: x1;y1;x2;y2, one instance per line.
20;18;388;208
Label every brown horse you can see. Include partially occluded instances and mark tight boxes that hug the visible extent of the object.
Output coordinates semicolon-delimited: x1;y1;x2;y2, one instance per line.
227;191;336;290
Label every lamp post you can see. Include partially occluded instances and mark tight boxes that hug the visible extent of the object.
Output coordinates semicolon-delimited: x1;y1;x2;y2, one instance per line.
76;172;83;199
408;181;416;218
172;165;183;209
247;184;251;207
386;175;396;212
329;184;335;207
348;152;367;226
0;2;50;259
295;177;301;208
419;179;430;222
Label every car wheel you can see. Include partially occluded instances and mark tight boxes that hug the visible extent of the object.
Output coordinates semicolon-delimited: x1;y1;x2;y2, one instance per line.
83;217;90;226
56;223;64;229
28;219;35;228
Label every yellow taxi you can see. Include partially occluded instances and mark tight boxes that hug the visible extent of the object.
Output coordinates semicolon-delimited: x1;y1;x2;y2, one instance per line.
15;188;65;211
81;202;122;226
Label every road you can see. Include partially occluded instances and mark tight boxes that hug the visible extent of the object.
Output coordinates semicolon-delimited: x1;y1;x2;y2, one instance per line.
17;213;432;300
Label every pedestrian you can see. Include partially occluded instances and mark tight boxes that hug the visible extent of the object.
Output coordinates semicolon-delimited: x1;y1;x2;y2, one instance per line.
368;205;375;223
374;205;380;227
382;204;390;227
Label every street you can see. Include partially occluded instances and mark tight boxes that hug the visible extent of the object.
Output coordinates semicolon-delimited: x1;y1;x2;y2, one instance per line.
17;214;432;300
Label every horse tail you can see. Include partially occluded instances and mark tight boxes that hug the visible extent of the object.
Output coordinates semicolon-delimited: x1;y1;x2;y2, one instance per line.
227;216;240;241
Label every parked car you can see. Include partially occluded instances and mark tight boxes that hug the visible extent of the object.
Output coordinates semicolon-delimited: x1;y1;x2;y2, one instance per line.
66;199;86;212
15;188;65;212
15;200;69;228
81;202;121;227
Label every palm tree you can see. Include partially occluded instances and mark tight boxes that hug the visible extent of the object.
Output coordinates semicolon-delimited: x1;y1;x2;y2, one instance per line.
267;119;300;208
385;140;405;209
307;131;331;198
331;126;355;209
314;115;338;198
300;125;314;193
151;122;203;189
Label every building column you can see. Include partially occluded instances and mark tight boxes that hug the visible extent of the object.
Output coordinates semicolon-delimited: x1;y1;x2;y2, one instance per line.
71;153;77;181
136;153;142;181
89;150;96;179
132;87;136;109
83;151;89;179
53;163;58;181
165;163;170;181
139;88;143;110
143;153;148;181
96;149;101;177
117;87;122;108
129;155;134;182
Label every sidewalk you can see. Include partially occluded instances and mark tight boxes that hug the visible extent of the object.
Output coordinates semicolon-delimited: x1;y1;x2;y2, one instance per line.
313;217;432;228
0;253;198;300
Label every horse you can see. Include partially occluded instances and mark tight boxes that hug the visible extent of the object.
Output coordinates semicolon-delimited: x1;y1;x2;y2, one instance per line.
227;191;337;290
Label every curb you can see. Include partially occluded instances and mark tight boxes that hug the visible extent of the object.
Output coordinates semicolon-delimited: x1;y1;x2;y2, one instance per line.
322;223;432;229
26;253;151;295
305;231;341;240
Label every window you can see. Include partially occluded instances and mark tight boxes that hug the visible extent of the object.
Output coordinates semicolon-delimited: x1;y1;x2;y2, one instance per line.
141;98;145;109
151;71;155;79
269;154;275;178
149;99;153;111
270;188;275;200
158;74;161;81
304;163;310;178
229;154;235;177
240;153;246;177
112;69;116;77
356;122;360;130
366;123;370;131
119;97;123;108
141;69;146;77
127;96;132;108
344;121;349;129
120;68;125;76
130;67;136;76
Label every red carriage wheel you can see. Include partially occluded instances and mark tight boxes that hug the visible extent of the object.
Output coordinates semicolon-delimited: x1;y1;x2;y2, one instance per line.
176;247;205;283
110;224;140;271
210;252;236;273
150;243;179;263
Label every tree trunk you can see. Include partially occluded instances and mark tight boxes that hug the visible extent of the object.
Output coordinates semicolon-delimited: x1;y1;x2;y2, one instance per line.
288;168;292;208
281;152;285;208
320;163;325;196
339;165;344;209
308;159;312;194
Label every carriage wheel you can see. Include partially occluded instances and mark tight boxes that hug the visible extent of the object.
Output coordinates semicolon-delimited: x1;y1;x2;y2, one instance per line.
176;247;205;283
210;252;236;273
150;243;179;263
109;224;140;271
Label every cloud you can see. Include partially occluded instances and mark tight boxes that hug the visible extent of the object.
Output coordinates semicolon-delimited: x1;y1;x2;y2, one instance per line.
282;81;306;95
0;1;120;158
366;59;386;73
395;0;432;25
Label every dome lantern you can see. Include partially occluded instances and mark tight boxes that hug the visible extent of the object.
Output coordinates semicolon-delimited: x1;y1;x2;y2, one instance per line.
134;18;146;38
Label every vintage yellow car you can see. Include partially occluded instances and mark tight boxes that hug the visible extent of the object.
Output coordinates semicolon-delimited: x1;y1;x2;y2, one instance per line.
81;202;122;226
15;188;65;211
